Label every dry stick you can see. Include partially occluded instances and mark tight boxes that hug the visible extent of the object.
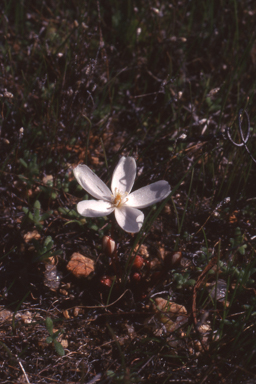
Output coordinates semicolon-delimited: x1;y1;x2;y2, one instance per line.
19;360;30;384
66;289;130;310
192;252;219;332
194;198;230;237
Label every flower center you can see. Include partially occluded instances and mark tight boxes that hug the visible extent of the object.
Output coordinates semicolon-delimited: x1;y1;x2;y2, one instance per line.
111;188;128;208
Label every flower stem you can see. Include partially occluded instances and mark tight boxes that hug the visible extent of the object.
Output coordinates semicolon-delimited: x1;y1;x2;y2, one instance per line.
110;217;121;282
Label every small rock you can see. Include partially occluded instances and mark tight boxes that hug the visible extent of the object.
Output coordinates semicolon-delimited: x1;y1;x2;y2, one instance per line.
207;279;227;302
44;264;62;290
42;174;53;185
67;252;95;278
153;297;187;316
0;309;12;323
23;230;41;243
61;339;68;348
152;297;188;333
63;310;70;319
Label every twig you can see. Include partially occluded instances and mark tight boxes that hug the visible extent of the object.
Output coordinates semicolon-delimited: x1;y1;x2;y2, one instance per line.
66;289;130;310
85;374;102;384
226;109;256;164
192;254;218;330
19;360;30;384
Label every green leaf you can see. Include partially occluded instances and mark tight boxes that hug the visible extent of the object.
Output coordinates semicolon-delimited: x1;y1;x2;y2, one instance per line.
107;371;115;378
34;200;41;210
45;317;53;335
46;336;53;344
19;158;28;168
64;219;84;226
58;207;79;219
44;236;53;248
90;224;99;231
40;211;53;221
53;340;65;356
238;244;247;255
52;249;62;256
34;209;40;223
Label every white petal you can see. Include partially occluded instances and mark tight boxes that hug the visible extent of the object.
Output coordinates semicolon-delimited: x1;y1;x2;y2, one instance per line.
111;156;136;194
77;200;114;217
114;206;144;233
126;181;171;208
74;164;112;201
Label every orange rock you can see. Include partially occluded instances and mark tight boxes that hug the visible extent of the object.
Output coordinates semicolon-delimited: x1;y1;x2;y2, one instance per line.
67;252;95;278
153;298;187;316
152;298;188;333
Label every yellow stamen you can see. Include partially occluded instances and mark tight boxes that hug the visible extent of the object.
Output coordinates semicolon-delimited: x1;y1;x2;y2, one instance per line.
112;188;128;208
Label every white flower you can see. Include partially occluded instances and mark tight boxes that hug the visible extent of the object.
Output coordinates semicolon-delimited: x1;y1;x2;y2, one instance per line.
73;156;171;233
